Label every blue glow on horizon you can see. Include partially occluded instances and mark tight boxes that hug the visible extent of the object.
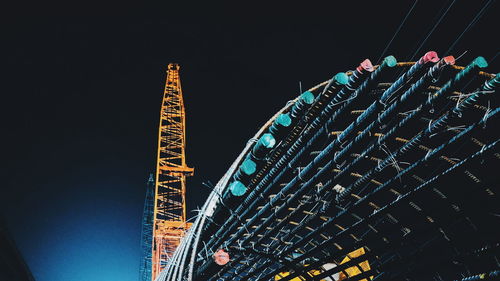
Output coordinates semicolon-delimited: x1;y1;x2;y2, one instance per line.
9;181;144;281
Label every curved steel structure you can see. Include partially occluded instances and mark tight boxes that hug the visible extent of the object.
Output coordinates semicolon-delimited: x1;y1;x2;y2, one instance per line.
156;53;499;281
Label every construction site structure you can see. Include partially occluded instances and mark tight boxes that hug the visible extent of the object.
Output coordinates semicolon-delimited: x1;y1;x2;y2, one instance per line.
139;174;154;281
151;63;193;281
152;53;500;281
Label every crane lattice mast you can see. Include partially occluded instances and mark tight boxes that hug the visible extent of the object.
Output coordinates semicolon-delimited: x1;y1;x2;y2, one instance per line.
139;174;154;281
152;63;193;280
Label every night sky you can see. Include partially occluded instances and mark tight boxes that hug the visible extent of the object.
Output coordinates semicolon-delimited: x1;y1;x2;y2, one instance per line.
1;1;498;281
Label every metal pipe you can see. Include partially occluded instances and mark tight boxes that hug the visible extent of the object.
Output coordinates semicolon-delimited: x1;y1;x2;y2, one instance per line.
260;129;499;281
221;52;440;259
232;158;257;184
338;57;489;201
268;113;293;138
197;55;490;278
290;90;316;119
223;59;493;281
200;58;399;279
277;114;499;269
250;133;276;160
202;58;392;256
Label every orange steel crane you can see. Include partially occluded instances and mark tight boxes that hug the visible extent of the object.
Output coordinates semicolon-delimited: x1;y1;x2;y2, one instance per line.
152;63;193;280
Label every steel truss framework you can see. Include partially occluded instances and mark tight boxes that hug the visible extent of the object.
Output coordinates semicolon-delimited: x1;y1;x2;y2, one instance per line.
156;54;499;281
152;63;193;280
140;174;155;281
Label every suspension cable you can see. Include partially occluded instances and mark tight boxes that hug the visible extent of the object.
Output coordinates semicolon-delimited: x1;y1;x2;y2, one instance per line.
444;0;495;56
376;0;419;64
408;0;456;61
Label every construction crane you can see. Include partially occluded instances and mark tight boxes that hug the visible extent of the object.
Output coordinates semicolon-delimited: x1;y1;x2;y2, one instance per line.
139;174;154;281
150;63;193;281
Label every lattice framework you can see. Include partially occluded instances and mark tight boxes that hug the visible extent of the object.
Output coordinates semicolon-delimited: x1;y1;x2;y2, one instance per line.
152;63;193;280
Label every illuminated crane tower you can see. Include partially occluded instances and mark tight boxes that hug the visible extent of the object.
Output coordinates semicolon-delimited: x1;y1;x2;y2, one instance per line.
152;63;193;280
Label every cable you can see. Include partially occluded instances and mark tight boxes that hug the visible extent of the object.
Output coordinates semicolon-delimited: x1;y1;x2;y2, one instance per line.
376;0;419;64
444;0;495;56
408;0;456;62
489;52;499;64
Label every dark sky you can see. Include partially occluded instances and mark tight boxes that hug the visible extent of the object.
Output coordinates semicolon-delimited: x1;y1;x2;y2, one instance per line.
1;1;498;280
